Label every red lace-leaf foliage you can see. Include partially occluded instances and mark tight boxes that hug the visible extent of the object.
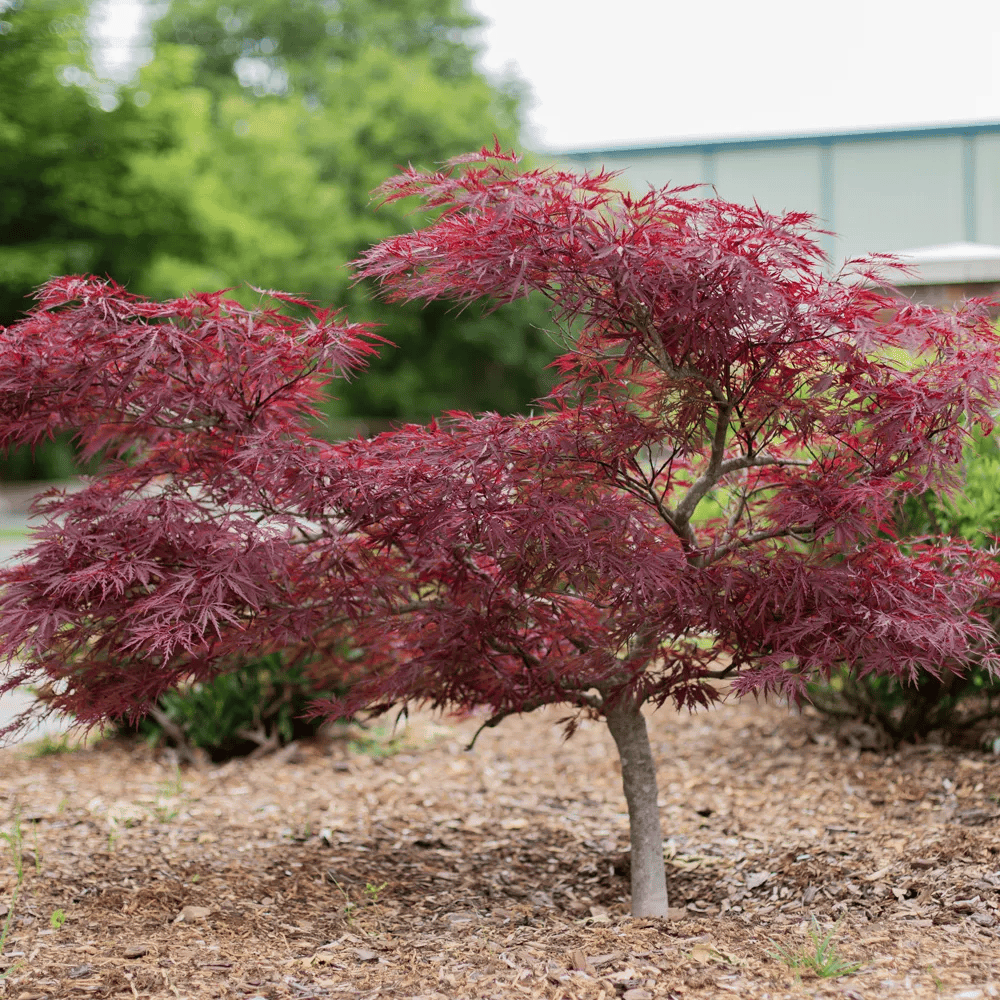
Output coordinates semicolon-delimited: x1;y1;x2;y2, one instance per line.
3;150;1000;739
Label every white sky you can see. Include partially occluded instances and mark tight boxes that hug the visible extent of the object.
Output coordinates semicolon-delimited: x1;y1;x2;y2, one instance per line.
92;0;1000;151
468;0;1000;150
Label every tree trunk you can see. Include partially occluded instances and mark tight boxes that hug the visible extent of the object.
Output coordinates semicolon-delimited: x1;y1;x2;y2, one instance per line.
605;701;669;917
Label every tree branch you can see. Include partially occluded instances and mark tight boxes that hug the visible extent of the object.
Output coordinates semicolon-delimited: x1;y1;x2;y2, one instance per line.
674;404;733;527
147;705;207;768
464;689;604;750
705;523;817;562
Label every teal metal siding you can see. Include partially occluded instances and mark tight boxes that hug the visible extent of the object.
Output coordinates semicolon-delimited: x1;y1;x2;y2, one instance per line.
831;136;965;261
978;133;1000;246
557;121;1000;267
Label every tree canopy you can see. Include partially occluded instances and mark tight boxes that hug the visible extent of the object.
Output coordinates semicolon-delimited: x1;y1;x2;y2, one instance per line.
2;150;999;915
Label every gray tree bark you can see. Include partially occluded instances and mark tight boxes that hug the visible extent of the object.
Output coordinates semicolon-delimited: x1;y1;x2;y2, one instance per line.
605;701;669;917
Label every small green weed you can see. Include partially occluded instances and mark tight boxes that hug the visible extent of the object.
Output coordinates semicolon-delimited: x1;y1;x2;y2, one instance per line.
770;917;861;979
29;733;76;757
0;888;22;980
152;802;180;823
364;881;387;905
329;876;357;924
158;764;184;799
49;908;66;930
328;876;388;936
30;824;40;875
364;880;388;933
347;733;405;760
151;763;184;822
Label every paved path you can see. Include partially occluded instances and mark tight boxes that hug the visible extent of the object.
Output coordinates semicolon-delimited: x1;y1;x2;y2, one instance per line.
0;484;80;747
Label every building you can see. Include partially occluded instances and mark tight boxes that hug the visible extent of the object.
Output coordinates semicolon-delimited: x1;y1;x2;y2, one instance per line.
557;120;1000;306
890;242;1000;309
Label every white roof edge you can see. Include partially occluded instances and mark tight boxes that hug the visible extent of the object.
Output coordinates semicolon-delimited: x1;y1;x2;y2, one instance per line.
891;242;1000;285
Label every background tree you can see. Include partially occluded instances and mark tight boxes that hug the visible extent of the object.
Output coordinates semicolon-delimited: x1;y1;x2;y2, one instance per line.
0;0;205;478
0;0;555;441
2;151;999;918
0;0;192;326
146;0;555;421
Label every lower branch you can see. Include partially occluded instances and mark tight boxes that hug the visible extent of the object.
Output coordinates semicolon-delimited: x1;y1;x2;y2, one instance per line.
464;690;602;750
148;705;207;769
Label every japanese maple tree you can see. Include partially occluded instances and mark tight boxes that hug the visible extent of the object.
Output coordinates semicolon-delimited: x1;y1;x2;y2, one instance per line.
3;147;1000;918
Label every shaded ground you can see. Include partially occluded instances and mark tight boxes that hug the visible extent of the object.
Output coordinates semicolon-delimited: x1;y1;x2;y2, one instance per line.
2;699;1000;1000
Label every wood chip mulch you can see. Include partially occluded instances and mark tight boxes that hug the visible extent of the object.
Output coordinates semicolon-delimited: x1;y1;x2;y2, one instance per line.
2;698;1000;999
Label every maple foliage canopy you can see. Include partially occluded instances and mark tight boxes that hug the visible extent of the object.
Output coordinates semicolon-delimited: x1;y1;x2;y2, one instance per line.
2;146;1000;738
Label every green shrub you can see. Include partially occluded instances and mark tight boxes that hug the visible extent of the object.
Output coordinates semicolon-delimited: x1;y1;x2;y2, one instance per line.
0;432;109;484
0;436;79;482
125;653;340;762
809;430;1000;745
809;659;1000;745
898;429;1000;544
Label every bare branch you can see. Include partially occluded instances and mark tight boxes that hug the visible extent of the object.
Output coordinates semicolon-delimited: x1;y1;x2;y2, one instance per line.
705;523;817;562
464;689;604;751
674;402;733;526
147;705;207;768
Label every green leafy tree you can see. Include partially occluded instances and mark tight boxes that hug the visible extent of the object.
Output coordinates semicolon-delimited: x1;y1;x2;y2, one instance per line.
138;0;556;421
0;0;194;325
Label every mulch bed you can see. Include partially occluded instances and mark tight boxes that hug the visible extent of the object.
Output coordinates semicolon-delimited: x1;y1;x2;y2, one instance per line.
2;698;999;999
